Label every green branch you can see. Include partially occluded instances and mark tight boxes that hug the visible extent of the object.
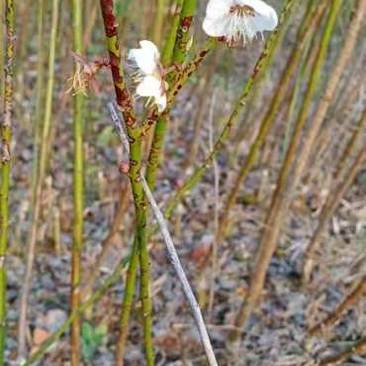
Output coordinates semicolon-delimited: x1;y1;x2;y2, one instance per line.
99;1;154;364
70;0;85;364
0;1;15;363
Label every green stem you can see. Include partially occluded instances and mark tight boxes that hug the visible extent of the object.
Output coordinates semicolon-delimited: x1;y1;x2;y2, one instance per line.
153;0;166;46
99;2;154;364
130;128;154;366
117;2;201;360
146;38;216;189
168;38;216;103
138;7;203;355
161;0;184;65
0;1;14;363
136;211;154;366
70;0;85;365
115;1;203;360
0;2;4;108
145;115;169;189
281;0;318;160
171;0;196;63
115;238;139;365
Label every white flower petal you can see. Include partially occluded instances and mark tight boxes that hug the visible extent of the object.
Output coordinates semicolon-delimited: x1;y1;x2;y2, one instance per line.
237;0;278;30
202;0;278;43
253;7;278;31
205;0;232;19
155;94;167;112
128;40;166;111
136;75;162;97
128;49;156;75
139;40;160;59
128;40;160;75
203;15;231;37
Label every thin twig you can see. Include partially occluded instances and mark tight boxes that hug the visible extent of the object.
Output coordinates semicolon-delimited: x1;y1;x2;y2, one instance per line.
109;102;219;366
109;102;130;154
208;89;220;319
141;177;218;366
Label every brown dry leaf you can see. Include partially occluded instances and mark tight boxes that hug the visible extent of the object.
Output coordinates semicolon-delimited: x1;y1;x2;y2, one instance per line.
188;243;211;268
33;328;50;346
235;285;249;298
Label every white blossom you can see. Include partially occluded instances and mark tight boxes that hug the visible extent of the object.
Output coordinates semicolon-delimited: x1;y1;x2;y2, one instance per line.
202;0;278;45
128;40;167;112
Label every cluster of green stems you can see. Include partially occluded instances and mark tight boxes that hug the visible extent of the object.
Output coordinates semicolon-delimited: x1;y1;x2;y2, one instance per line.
7;0;360;364
18;0;299;363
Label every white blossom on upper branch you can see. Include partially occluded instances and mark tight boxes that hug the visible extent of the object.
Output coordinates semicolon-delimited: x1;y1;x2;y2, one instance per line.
203;0;278;45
